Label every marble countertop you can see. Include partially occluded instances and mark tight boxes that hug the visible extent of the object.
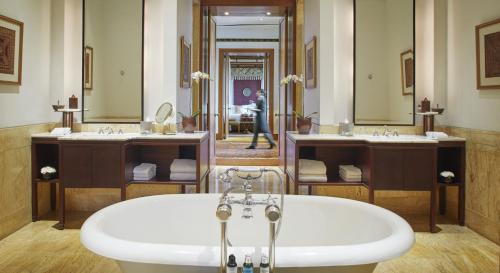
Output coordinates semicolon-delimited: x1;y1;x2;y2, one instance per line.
287;132;466;144
32;132;208;141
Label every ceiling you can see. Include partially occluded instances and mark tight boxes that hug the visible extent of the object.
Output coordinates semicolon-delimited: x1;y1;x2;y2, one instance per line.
214;16;283;25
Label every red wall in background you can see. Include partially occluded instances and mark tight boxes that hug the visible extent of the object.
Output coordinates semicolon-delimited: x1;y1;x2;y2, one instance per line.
233;80;261;105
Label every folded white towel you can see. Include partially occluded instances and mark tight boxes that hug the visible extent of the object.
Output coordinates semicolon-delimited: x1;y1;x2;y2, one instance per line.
426;131;449;139
299;159;327;175
339;169;362;178
133;174;156;181
170;159;196;173
339;165;362;175
340;176;361;182
133;163;157;174
299;174;328;182
170;172;196;181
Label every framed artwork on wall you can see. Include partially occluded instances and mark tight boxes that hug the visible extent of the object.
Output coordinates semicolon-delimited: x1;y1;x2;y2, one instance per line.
476;18;500;90
180;36;191;88
0;15;23;85
305;36;317;89
84;46;93;90
400;50;414;96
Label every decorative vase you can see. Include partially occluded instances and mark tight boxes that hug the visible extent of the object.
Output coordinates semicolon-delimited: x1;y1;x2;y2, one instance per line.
297;117;312;135
42;173;55;180
441;176;454;184
182;116;197;133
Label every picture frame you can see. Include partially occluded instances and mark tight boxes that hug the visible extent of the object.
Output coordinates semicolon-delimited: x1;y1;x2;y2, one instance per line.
84;46;93;90
0;15;23;85
475;18;500;90
400;50;414;96
180;36;191;88
305;36;317;89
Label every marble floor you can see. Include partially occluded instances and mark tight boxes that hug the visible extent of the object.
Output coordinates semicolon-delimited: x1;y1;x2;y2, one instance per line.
0;166;498;273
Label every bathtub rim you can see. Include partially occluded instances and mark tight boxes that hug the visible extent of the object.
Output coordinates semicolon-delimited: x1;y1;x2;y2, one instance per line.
80;194;415;268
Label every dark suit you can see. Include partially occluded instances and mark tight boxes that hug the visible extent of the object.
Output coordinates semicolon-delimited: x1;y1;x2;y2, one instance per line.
250;95;276;147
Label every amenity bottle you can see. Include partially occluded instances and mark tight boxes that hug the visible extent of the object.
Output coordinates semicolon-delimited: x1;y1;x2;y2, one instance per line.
227;254;237;273
242;254;254;273
259;255;270;273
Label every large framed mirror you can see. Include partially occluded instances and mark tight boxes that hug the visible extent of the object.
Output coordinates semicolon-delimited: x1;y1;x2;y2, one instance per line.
354;0;415;125
82;0;144;123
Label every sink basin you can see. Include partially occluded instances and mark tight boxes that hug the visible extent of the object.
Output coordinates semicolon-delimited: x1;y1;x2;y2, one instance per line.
365;135;437;143
59;132;138;141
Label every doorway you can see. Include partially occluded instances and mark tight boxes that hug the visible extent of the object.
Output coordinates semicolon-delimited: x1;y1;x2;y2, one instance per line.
196;1;298;167
217;49;275;140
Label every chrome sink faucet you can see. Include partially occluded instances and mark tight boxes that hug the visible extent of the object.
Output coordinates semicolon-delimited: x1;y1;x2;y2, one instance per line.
216;167;284;273
99;126;115;135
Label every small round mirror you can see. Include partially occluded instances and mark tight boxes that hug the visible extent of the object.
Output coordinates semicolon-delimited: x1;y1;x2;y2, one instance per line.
155;102;174;124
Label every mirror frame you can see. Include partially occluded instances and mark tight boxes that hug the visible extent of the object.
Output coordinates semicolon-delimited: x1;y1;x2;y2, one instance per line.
81;0;145;124
353;0;416;126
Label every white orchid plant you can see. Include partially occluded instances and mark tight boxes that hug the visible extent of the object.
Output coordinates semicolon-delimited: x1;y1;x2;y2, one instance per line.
41;166;57;175
191;71;211;83
280;74;304;85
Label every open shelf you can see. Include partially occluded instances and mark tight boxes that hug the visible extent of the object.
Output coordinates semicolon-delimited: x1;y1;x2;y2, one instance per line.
125;144;197;184
297;145;370;187
35;178;60;184
128;176;196;186
297;180;367;187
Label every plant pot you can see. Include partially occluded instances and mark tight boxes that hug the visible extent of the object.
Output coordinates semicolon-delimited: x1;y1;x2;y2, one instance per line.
42;173;55;180
441;176;454;184
182;116;197;133
297;117;312;135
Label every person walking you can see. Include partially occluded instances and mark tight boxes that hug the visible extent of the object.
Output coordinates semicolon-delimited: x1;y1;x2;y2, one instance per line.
247;90;276;149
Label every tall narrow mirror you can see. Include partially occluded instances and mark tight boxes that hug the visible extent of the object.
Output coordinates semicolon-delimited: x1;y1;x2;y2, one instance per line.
82;0;144;123
354;0;415;125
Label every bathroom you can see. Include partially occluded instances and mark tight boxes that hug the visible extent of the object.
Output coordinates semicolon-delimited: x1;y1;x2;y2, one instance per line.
0;0;499;272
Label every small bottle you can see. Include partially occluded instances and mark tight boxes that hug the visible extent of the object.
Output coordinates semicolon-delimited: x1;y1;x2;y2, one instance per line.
259;255;270;273
227;254;237;273
242;254;254;273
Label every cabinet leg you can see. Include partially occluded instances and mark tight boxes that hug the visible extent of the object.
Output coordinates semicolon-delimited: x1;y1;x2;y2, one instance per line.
430;188;437;233
438;185;446;215
121;187;126;201
294;181;299;195
285;175;290;195
50;183;57;211
459;184;465;226
308;186;312;196
56;187;65;230
195;184;200;193
368;187;375;204
182;185;187;194
32;183;38;222
205;175;210;193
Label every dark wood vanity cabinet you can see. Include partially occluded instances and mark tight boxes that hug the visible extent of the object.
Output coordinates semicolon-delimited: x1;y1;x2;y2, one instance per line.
371;146;436;190
60;142;123;188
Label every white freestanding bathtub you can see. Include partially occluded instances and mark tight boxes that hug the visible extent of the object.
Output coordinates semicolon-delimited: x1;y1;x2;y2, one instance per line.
81;194;414;273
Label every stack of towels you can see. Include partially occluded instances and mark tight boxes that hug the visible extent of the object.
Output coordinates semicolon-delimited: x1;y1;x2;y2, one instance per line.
339;165;362;182
133;163;157;181
299;159;328;182
170;159;196;181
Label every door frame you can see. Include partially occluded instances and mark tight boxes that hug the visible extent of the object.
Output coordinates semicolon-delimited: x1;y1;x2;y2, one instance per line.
217;48;275;140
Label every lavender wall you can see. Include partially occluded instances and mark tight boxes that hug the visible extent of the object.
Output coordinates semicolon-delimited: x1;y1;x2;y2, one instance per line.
233;80;261;105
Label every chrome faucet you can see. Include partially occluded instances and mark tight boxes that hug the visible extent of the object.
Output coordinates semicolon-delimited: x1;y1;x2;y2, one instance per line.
216;167;284;273
98;126;115;135
383;125;392;137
